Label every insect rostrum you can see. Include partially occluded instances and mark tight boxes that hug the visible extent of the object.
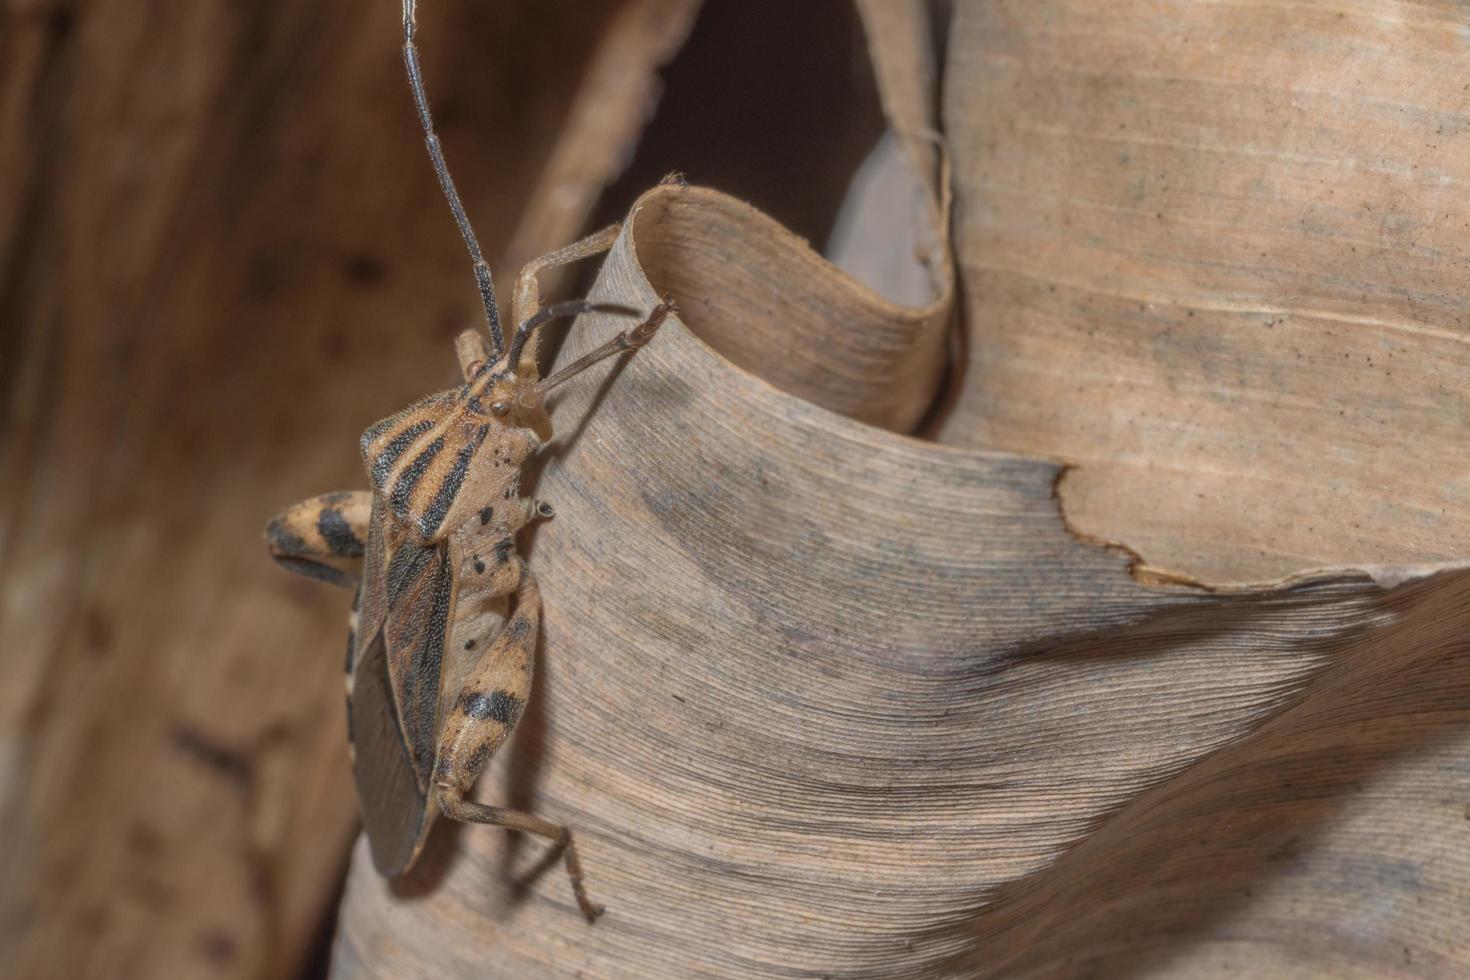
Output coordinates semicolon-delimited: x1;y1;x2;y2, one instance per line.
264;0;674;923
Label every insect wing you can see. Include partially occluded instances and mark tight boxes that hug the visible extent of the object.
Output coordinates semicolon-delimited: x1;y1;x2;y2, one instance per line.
349;496;453;874
351;628;431;874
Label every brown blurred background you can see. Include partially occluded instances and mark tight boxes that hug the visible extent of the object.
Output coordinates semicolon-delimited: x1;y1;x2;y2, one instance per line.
0;1;886;975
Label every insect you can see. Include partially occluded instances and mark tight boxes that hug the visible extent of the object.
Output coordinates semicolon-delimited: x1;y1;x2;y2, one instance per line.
265;0;672;921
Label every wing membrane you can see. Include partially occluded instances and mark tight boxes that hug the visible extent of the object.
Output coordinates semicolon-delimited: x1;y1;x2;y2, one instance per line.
349;495;456;873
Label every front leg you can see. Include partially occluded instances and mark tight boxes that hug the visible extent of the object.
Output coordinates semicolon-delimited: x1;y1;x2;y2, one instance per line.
264;491;372;588
434;559;604;922
511;224;620;342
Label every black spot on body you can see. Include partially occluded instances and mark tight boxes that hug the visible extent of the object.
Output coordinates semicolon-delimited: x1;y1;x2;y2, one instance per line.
318;507;364;557
464;639;476;650
479;506;493;525
473;558;486;573
459;689;525;726
506;617;533;642
493;539;513;565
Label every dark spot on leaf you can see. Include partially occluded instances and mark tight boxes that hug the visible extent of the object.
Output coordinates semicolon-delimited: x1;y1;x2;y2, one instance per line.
200;930;238;965
127;822;164;858
82;606;113;657
172;726;251;788
342;252;387;285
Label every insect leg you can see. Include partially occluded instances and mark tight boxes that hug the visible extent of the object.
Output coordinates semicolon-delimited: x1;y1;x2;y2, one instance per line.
454;329;491;380
438;795;602;922
434;564;604;921
511;223;620;333
531;299;677;396
264;491;372;589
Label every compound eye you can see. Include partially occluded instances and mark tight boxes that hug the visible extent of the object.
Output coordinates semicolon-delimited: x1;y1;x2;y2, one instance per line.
490;400;511;418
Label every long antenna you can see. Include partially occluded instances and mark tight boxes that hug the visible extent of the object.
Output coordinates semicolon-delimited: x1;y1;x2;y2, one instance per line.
402;0;504;354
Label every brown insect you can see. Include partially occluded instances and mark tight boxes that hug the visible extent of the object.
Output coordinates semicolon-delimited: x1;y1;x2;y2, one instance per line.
265;0;671;921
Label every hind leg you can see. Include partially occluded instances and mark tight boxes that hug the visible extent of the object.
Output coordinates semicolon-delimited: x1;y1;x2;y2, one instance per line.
434;560;604;922
438;794;601;922
264;491;371;589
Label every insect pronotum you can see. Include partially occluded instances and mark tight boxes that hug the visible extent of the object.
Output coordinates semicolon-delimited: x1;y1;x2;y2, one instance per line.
265;0;673;921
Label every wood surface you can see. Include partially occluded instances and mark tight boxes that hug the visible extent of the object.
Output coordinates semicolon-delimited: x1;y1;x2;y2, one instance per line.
331;2;1470;977
0;2;692;977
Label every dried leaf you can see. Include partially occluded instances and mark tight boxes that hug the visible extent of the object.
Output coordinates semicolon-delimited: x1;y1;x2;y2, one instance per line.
334;182;1470;978
331;3;1470;977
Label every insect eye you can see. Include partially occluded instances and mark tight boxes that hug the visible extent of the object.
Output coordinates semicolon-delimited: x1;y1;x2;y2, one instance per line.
490;400;511;418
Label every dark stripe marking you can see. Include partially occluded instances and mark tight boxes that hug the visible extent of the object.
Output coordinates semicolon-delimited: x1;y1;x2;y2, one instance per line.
318;507;365;557
459;689;524;727
420;426;486;536
368;418;435;486
389;434;445;519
